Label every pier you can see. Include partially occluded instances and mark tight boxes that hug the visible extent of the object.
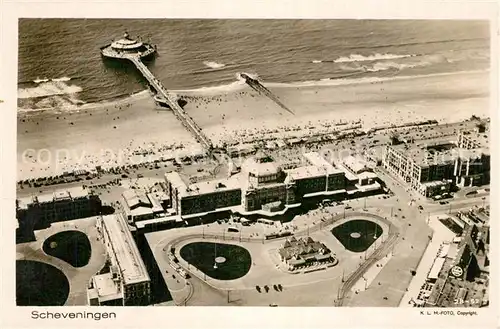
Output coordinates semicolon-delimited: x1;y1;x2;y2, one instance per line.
129;57;213;150
101;33;213;151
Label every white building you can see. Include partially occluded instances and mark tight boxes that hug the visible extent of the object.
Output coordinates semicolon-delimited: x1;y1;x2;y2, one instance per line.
87;213;151;306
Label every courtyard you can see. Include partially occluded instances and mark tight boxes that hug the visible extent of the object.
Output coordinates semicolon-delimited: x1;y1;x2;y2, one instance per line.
146;208;395;306
180;242;252;280
42;230;92;268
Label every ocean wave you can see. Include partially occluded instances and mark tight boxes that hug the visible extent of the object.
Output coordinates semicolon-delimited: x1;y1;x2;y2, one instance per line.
18;80;82;99
33;78;49;84
264;69;487;89
17;95;84;114
341;37;488;52
203;61;226;69
174;69;486;95
18;69;487;115
18;90;149;115
312;60;322;64
363;54;449;72
173;79;247;96
52;77;72;82
334;53;414;63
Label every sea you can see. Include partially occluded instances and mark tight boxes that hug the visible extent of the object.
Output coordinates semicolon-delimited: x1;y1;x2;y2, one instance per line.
17;19;490;114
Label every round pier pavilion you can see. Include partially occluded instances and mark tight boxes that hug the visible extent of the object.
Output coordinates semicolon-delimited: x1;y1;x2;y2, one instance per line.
100;32;156;60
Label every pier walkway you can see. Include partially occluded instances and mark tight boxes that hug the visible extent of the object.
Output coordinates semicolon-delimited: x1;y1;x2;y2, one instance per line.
128;56;213;151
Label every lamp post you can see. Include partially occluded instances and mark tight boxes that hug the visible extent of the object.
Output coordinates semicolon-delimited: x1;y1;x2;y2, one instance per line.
213;242;218;269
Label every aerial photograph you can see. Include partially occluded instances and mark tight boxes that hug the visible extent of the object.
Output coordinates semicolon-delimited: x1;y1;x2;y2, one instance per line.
16;19;490;308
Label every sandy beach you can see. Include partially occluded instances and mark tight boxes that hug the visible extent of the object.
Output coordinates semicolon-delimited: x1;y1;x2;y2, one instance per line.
186;70;489;145
17;70;489;180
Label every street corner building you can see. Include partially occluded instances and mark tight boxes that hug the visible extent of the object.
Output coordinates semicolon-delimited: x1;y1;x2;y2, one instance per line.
15;186;102;243
381;122;490;198
163;150;382;221
87;213;151;306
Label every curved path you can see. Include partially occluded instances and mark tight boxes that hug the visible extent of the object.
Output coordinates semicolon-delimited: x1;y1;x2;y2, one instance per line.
163;211;400;306
16;219;107;306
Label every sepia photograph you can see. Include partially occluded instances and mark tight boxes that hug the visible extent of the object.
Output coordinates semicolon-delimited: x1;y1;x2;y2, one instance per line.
2;3;496;326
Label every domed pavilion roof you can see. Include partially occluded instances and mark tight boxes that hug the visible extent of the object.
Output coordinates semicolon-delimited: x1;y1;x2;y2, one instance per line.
111;32;143;50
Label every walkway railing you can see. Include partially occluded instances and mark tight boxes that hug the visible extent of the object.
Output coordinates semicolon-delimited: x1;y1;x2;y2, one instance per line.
129;56;213;151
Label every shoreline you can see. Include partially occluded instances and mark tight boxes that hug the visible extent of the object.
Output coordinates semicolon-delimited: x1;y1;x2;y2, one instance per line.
17;69;488;117
17;70;490;181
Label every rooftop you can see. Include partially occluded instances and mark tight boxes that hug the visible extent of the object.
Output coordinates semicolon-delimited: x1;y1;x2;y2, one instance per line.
93;272;122;302
242;158;282;177
278;236;330;260
285;165;327;181
421;180;452;187
357;171;378;180
428;257;446;280
303;152;344;174
122;189;152;210
342;155;368;174
146;193;164;213
460;124;490;151
187;175;241;195
66;186;89;198
101;214;150;286
27;186;90;204
389;141;485;167
165;172;188;195
111;33;144;50
166;171;241;197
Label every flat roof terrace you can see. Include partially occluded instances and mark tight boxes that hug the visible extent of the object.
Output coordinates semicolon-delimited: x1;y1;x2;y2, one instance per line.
460;129;490;152
102;214;150;286
390;141;485;167
166;171;241;197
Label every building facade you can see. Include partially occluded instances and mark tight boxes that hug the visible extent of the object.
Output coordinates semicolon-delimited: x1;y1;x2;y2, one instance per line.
165;172;242;217
16;186;102;241
88;213;151;306
382;127;490;197
163;151;378;219
120;189;165;223
278;236;335;271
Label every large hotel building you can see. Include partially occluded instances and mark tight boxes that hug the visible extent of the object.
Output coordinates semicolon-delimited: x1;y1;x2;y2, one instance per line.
87;213;151;306
164;151;380;219
16;186;102;241
382;125;490;197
